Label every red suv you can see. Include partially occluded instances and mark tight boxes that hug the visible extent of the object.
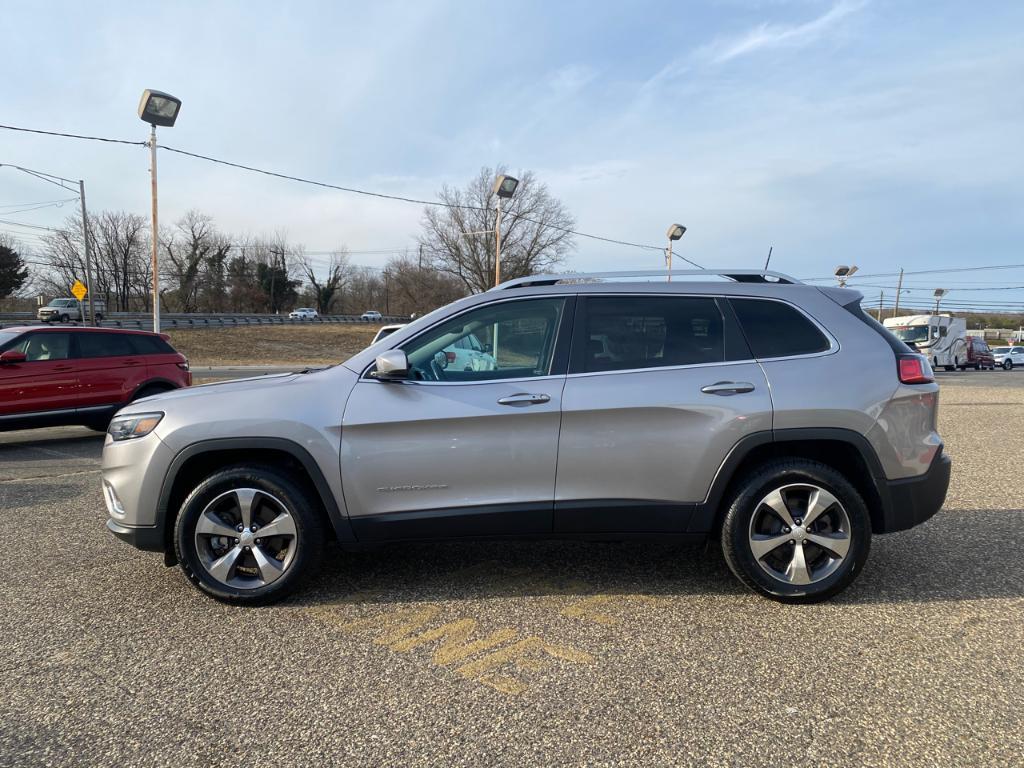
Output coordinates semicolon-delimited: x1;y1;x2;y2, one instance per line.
0;326;191;432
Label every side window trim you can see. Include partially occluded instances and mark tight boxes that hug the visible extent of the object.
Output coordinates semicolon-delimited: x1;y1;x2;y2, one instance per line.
362;295;574;384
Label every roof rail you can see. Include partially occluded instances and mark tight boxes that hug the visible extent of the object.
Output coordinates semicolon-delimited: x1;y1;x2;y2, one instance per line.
492;268;802;290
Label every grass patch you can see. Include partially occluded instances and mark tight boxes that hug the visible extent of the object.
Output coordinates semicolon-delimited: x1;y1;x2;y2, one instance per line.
166;324;381;366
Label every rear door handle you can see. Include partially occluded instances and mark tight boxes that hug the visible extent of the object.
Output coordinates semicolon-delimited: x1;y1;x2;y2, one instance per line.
497;393;551;406
701;381;755;396
54;364;74;371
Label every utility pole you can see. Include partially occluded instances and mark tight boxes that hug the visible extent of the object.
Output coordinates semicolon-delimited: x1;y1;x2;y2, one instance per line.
148;124;161;331
78;180;97;326
494;195;503;287
892;267;904;318
879;291;884;321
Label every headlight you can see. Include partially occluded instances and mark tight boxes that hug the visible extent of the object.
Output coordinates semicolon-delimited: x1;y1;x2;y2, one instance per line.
107;412;164;441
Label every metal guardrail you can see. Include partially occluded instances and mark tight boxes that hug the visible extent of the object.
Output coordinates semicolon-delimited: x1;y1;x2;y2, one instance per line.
0;312;409;331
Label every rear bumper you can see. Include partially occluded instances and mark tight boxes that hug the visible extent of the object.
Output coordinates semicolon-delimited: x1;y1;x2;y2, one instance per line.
106;518;164;552
877;450;951;533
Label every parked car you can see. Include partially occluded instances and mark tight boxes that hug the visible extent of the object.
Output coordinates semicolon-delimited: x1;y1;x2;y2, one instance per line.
37;297;106;323
960;336;995;370
289;308;318;320
0;326;190;432
992;345;1024;370
102;269;949;606
371;324;406;344
361;310;383;321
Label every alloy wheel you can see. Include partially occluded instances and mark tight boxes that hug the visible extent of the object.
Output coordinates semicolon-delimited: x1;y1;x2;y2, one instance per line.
193;488;298;589
747;483;852;586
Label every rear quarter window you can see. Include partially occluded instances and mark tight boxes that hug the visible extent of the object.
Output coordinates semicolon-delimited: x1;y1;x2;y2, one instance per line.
128;335;176;355
730;299;831;359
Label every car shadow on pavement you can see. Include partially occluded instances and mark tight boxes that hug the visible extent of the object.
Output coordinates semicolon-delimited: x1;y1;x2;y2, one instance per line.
0;430;104;461
296;508;1024;607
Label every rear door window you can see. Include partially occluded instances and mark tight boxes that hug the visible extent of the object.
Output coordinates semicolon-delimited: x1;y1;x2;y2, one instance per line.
730;299;831;359
574;296;725;373
77;332;136;358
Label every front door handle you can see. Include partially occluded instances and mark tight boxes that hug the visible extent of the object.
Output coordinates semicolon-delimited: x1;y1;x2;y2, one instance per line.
53;364;74;372
497;393;551;406
701;381;755;396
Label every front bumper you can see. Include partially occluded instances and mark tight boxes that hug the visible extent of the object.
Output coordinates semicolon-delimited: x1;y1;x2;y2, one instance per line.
876;449;952;533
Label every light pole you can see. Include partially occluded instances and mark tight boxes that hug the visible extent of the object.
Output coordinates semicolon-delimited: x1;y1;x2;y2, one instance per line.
834;265;859;287
138;89;182;332
933;288;947;315
0;163;97;325
491;175;519;287
665;224;686;282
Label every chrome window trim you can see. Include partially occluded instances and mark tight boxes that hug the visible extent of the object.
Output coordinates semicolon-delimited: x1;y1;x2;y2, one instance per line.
359;294;574;385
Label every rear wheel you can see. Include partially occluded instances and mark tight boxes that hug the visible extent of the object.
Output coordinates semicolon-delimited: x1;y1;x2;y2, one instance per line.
721;459;871;603
174;465;325;605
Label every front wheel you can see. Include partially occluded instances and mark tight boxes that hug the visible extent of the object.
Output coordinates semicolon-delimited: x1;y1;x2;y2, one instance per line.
59;314;69;323
174;465;325;605
720;459;871;603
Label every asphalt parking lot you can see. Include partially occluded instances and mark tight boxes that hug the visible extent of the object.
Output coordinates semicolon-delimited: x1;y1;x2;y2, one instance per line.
2;370;1022;767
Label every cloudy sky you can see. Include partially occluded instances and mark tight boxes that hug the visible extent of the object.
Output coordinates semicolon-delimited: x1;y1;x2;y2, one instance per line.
2;0;1023;307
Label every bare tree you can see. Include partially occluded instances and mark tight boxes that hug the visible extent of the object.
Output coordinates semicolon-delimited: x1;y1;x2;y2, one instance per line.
384;252;466;316
161;210;232;313
302;249;352;314
418;166;576;293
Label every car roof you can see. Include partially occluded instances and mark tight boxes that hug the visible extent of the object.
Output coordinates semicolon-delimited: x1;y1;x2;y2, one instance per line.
2;325;167;338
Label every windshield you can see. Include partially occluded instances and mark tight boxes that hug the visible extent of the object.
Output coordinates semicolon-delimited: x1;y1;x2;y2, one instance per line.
0;331;21;350
890;326;930;343
47;299;74;307
992;347;1011;354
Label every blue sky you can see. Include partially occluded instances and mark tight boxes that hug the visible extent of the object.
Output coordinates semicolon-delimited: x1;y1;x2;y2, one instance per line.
2;0;1023;308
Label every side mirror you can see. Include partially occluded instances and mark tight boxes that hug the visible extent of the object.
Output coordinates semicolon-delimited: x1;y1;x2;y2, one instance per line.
371;349;409;380
0;350;27;365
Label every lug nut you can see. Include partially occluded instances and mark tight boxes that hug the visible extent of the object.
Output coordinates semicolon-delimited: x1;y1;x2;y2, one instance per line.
789;540;795;545
255;538;262;545
236;524;244;532
794;519;802;526
251;524;259;532
244;545;251;551
783;527;790;533
234;538;239;545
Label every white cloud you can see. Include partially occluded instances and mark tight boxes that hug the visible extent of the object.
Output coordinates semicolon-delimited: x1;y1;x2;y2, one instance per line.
700;0;866;63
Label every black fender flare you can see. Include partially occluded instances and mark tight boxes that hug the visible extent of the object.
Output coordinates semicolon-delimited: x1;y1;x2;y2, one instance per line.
156;437;356;560
688;428;896;534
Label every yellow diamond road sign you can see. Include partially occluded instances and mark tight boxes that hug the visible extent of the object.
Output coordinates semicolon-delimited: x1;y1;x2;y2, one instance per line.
71;280;87;301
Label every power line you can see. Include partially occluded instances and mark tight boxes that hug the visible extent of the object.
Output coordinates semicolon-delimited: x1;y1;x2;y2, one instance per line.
0;124;145;147
158;143;694;262
804;263;1024;281
0;122;696;265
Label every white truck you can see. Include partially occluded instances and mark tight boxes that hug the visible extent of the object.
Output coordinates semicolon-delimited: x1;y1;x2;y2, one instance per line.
37;297;107;323
883;314;967;371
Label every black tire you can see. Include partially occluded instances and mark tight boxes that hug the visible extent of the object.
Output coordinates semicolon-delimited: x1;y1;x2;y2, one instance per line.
132;384;173;401
974;364;980;371
720;459;871;604
60;314;69;323
1006;360;1014;371
174;465;325;605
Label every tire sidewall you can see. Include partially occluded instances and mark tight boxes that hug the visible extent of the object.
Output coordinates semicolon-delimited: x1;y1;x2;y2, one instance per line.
174;466;323;605
722;462;871;602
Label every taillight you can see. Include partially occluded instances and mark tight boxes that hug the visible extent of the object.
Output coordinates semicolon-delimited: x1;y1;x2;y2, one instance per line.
177;357;190;371
445;351;456;363
898;355;933;384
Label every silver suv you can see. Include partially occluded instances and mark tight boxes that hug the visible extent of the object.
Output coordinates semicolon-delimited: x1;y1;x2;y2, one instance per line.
102;269;950;605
